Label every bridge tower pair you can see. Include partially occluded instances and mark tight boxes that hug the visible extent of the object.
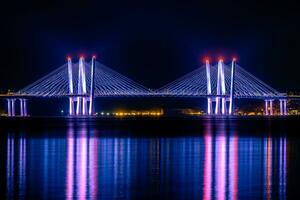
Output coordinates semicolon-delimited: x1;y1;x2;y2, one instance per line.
206;58;236;116
264;99;287;116
67;56;96;117
6;98;27;117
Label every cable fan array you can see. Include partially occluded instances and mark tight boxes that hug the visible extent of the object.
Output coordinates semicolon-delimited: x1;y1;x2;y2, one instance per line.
18;60;150;97
18;58;285;99
158;62;284;99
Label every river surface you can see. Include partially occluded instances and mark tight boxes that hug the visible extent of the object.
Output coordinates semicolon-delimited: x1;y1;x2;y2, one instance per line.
0;117;300;199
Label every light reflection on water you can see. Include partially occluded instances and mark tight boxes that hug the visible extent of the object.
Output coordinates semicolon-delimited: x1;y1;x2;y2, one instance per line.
4;121;288;199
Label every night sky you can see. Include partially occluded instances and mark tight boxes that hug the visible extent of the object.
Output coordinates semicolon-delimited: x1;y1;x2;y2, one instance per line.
1;0;299;93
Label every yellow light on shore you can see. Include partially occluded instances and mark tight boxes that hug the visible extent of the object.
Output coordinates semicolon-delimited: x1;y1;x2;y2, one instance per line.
113;110;163;117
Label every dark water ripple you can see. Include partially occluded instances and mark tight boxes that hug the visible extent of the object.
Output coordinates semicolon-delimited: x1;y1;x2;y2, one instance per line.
1;117;300;199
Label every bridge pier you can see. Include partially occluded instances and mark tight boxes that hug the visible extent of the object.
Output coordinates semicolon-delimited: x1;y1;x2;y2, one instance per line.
7;99;11;116
221;97;227;115
283;99;287;115
279;99;283;115
74;96;90;116
269;100;273;115
19;99;27;117
265;100;268;115
6;99;16;117
69;97;75;116
6;98;27;117
279;99;288;116
214;97;220;115
212;97;230;116
265;99;274;116
82;97;88;115
207;98;212;115
76;97;82;115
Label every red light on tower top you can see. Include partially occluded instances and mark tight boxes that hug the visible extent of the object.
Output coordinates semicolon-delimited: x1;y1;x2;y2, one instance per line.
202;56;210;64
218;57;224;62
205;57;210;64
232;57;237;62
92;54;97;59
79;53;85;59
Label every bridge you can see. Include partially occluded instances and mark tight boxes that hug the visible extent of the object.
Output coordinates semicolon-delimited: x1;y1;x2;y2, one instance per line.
0;55;296;117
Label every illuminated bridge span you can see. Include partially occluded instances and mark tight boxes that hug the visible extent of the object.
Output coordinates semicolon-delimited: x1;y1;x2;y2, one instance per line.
158;59;287;115
1;56;291;117
19;57;150;97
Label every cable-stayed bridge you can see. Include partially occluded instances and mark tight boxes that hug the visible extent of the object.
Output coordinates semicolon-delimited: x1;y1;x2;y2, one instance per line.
0;56;295;117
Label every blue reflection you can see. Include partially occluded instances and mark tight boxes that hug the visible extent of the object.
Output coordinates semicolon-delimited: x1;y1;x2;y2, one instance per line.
4;121;289;199
6;133;26;199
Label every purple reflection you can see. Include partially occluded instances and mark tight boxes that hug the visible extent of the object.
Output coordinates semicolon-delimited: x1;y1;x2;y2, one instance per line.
66;125;98;200
6;135;14;198
77;128;88;200
19;136;26;197
88;136;98;199
229;135;238;200
203;125;212;200
6;134;27;199
279;137;287;200
66;127;74;200
265;136;272;200
216;134;226;200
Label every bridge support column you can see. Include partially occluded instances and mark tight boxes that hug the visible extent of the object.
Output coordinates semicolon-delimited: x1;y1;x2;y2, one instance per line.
82;97;88;115
269;100;274;116
215;97;220;115
265;100;269;115
18;99;28;117
7;99;11;117
221;98;227;115
283;99;287;115
207;98;212;115
7;99;16;117
279;100;283;116
76;97;82;115
75;97;90;116
69;97;75;116
20;99;24;116
23;99;27;116
11;99;16;116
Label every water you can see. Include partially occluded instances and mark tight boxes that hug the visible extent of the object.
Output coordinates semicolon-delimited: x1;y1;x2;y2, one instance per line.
1;117;300;199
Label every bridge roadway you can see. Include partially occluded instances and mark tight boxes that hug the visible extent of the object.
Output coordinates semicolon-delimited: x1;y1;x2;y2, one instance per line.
0;93;295;100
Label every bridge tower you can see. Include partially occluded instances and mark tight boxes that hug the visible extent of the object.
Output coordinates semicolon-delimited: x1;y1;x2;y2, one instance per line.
214;59;227;115
76;56;88;116
67;56;96;117
205;59;212;115
228;58;236;115
220;59;226;115
88;55;96;116
67;57;75;116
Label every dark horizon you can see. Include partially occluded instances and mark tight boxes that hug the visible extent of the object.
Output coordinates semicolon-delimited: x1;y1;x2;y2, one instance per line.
1;0;299;93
